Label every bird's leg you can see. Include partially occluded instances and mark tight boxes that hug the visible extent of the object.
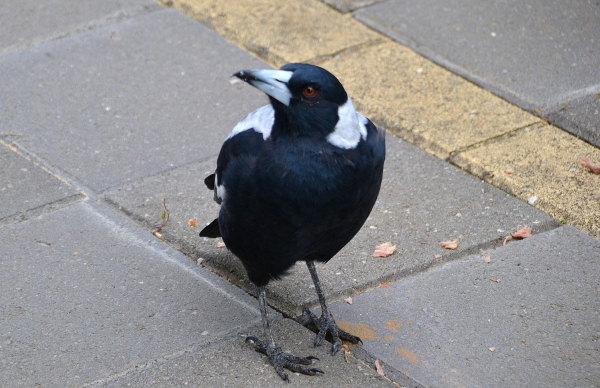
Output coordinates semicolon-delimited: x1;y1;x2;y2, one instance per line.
245;285;324;381
304;261;363;355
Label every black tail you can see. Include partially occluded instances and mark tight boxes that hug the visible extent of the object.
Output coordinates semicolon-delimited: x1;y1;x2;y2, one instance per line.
199;218;221;238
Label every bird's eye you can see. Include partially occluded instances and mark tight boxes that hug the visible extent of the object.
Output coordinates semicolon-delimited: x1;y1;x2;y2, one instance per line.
302;86;317;98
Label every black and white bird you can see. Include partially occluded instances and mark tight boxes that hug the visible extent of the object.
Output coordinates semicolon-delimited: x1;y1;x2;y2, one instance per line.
200;63;385;381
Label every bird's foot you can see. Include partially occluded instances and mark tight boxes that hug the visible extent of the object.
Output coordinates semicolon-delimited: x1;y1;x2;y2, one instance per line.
245;335;323;382
302;306;363;355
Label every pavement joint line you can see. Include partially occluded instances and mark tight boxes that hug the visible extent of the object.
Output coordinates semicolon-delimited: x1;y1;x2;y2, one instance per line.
81;199;262;316
446;120;544;161
544;83;600;116
76;318;262;387
0;193;86;228
304;37;387;66
0;3;164;56
1;137;90;198
3;128;263;313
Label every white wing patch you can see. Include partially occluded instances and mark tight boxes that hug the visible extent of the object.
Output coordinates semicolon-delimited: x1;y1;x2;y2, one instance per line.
326;98;368;149
215;173;225;202
226;104;274;141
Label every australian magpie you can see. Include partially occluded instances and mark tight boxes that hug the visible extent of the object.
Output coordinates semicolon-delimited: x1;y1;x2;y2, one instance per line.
200;63;385;381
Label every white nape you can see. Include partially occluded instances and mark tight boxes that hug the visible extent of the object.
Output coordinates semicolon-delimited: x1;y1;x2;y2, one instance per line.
327;98;368;149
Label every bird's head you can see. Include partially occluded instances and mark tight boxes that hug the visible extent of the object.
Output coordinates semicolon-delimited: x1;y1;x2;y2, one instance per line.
233;63;363;145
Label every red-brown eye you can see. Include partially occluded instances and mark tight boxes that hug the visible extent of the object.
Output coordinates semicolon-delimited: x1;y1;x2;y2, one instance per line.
303;85;317;97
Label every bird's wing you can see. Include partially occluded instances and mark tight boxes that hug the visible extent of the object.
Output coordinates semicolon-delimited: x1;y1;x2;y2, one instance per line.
210;104;275;204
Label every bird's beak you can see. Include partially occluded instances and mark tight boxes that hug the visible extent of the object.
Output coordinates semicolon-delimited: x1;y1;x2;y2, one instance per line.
233;69;294;106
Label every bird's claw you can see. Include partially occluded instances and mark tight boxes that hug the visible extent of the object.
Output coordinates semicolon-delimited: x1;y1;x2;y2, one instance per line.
303;306;362;355
245;335;323;381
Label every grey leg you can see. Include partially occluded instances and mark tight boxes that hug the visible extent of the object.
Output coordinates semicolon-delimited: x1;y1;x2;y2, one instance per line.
304;261;362;355
246;285;324;381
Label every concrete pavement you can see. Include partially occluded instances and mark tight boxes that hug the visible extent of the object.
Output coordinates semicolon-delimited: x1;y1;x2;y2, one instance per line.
1;1;599;387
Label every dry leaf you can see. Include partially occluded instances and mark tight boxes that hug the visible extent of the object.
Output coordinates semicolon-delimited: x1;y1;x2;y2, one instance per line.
532;107;544;115
188;219;197;227
374;359;385;376
490;277;501;283
373;242;397;257
345;297;353;305
380;281;391;287
217;241;226;248
441;239;459;250
503;235;512;245
511;226;532;239
580;157;600;174
484;252;491;264
489;347;496;352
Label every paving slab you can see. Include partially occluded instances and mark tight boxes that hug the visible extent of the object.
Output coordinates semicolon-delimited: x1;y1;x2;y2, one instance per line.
0;0;158;52
355;0;600;144
0;8;267;192
96;317;392;387
329;226;600;388
0;200;261;387
104;134;559;317
0;143;82;222
451;122;600;239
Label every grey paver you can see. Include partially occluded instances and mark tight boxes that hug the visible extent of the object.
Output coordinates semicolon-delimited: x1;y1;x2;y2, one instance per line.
0;201;260;387
103;135;560;317
355;0;600;140
0;0;158;51
0;144;81;221
0;9;267;192
97;317;392;387
328;226;600;388
548;94;600;147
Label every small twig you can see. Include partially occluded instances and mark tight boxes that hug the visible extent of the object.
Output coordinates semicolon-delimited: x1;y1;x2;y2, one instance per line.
151;198;170;235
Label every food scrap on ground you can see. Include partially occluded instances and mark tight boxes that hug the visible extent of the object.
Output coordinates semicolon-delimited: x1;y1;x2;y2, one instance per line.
373;242;397;257
217;241;226;248
503;226;532;245
511;226;532;239
374;359;385;376
188;219;197;227
580;157;600;174
484;252;491;263
440;239;459;250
